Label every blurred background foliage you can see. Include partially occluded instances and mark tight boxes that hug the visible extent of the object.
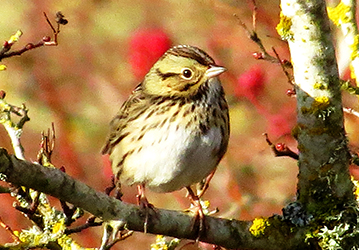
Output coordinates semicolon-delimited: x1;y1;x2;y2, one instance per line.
0;0;357;249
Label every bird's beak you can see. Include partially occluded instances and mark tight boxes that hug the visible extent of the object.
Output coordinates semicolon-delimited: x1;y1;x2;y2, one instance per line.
205;65;227;78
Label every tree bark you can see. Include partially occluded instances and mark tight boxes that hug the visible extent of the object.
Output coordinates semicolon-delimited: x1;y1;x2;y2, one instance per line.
280;0;355;213
0;148;309;250
1;1;357;249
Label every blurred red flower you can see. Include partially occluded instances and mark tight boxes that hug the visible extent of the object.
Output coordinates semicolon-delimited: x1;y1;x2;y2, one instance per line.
129;28;172;80
235;64;295;138
235;64;266;107
266;112;294;138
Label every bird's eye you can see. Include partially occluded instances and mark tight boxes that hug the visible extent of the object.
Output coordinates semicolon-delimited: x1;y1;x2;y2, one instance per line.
181;68;193;79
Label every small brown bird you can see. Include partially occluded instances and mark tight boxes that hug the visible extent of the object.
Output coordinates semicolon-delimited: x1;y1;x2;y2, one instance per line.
102;45;229;227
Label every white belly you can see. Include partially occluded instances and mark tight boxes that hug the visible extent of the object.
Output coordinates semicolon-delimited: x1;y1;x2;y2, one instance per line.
118;122;222;192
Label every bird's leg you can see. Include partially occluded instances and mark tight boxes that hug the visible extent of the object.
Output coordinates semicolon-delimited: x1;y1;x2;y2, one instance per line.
186;186;205;240
136;184;153;233
136;184;152;207
105;175;123;200
104;175;116;196
197;169;216;199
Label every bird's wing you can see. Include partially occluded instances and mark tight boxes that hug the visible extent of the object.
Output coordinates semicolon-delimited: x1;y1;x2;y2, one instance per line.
101;83;146;154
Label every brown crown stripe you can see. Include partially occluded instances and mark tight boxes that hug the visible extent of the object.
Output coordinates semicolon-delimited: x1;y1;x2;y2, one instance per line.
165;45;215;66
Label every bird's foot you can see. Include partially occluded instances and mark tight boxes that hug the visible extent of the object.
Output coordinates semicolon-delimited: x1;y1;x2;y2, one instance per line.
186;187;206;241
136;185;154;233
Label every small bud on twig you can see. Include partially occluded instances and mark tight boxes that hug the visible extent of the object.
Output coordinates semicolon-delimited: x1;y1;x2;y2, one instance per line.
0;90;6;99
42;36;51;42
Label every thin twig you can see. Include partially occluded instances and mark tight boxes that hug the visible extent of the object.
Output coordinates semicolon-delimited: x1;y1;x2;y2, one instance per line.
102;230;134;250
0;12;67;61
0;216;21;243
272;47;294;86
234;5;279;64
65;216;103;235
234;13;278;63
43;12;67;46
251;0;258;31
37;122;56;165
264;133;299;160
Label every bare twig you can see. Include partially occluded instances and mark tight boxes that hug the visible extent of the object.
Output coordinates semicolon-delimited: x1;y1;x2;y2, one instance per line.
65;216;102;235
100;227;133;250
234;13;278;63
43;11;68;46
272;47;294;86
234;1;281;65
251;0;258;31
235;1;294;77
37;123;56;165
0;12;67;62
264;133;299;160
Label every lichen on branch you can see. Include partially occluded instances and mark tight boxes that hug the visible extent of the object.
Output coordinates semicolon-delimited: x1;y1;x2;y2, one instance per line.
280;0;355;219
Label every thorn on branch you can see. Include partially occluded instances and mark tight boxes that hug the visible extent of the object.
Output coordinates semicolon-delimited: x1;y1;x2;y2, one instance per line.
264;133;299;160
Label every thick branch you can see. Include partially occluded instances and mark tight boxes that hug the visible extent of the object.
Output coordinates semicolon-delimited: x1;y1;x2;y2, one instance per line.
0;148;308;249
280;0;354;210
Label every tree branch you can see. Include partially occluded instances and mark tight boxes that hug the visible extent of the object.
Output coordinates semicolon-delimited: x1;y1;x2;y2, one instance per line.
280;0;355;212
0;148;309;249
